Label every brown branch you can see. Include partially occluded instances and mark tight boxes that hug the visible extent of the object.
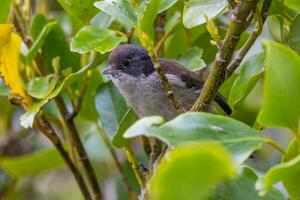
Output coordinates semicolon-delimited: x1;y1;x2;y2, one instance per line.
226;0;272;77
56;97;103;200
227;0;237;8
34;116;92;200
191;0;260;112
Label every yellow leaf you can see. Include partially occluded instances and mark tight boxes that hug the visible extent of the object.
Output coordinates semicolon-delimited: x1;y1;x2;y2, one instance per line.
0;24;30;107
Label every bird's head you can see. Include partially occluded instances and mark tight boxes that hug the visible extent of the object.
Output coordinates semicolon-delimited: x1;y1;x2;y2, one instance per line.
104;44;154;77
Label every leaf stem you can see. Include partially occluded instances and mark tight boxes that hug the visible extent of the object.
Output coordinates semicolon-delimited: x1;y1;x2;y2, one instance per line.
266;139;289;158
125;147;146;189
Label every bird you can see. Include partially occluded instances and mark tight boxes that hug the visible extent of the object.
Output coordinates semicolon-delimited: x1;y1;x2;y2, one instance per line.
103;44;231;120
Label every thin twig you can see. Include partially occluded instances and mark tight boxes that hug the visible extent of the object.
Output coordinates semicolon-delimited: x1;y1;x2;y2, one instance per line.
266;139;289;159
125;147;146;189
34;116;92;200
191;0;260;112
96;123;138;200
227;0;237;8
226;0;272;77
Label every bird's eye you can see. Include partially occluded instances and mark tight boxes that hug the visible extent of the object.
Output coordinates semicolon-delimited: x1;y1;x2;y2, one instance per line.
123;59;130;66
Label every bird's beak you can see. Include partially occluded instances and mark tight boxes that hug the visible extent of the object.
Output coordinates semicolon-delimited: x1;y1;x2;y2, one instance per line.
103;65;121;75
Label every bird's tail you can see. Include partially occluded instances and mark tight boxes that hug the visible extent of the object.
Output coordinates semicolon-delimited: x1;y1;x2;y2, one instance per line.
214;93;232;115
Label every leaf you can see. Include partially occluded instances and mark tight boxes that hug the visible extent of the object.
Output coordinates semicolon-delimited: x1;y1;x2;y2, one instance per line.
229;53;265;108
20;59;100;128
267;15;289;43
183;0;228;28
139;0;160;35
256;155;300;200
95;81;128;140
164;11;181;33
257;41;300;132
71;25;127;54
30;15;80;72
178;47;206;71
112;108;137;148
211;166;285;200
27;74;58;99
57;0;99;24
0;0;12;23
124;113;266;164
26;21;57;63
289;13;300;54
285;0;300;10
159;0;178;13
150;143;236;200
0;24;30;106
0;148;65;177
94;0;138;28
0;81;10;96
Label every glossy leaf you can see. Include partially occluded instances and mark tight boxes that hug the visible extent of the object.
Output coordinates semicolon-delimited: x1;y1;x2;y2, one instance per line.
164;11;181;33
211;166;284;200
71;25;127;54
229;53;265;108
183;0;228;28
112;108;137;148
0;148;65;177
26;21;57;63
178;47;206;71
27;74;58;99
94;0;138;27
267;15;289;43
57;0;99;24
124;113;266;164
20;59;100;128
257;155;300;199
0;0;12;23
95;81;128;140
159;0;178;13
150;144;236;200
139;0;160;35
257;41;300;132
289;13;300;54
285;0;300;10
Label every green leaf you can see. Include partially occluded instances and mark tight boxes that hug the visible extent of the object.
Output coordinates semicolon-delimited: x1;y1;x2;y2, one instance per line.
30;15;80;71
27;74;58;99
112;108;137;148
257;155;300;200
289;13;300;54
0;81;10;97
211;166;285;200
285;0;300;10
229;53;265;108
71;25;127;54
95;81;128;140
94;0;138;27
139;0;160;35
150;143;236;200
124;113;266;164
20;59;100;128
164;11;181;33
178;47;206;71
159;0;178;13
257;41;300;132
26;21;57;63
57;0;99;24
0;0;12;23
183;0;228;28
0;148;65;177
267;15;289;43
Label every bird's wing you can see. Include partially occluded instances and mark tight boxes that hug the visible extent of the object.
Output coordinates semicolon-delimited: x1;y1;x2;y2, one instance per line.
158;58;232;115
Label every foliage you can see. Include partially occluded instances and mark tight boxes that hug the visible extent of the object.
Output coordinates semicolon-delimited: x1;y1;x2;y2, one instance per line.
0;0;300;200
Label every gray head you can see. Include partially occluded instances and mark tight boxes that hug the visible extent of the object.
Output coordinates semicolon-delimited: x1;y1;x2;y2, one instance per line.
104;44;154;77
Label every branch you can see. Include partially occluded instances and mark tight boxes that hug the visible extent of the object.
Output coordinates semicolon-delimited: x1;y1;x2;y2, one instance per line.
34;116;92;200
191;0;260;112
226;0;272;77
